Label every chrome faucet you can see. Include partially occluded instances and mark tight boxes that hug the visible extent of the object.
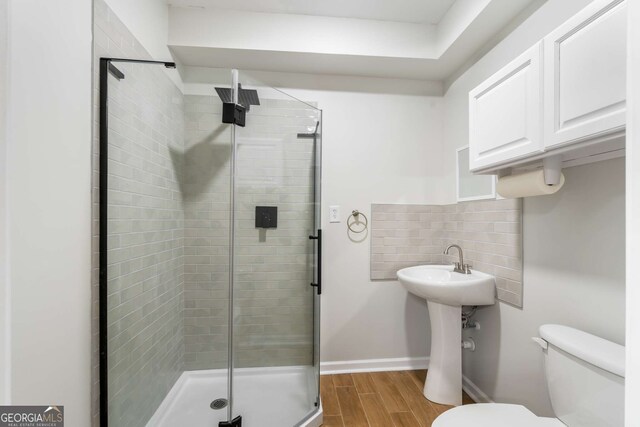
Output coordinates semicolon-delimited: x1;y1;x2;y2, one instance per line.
444;244;472;274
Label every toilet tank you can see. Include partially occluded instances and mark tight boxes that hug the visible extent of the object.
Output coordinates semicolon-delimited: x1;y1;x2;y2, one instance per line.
539;325;625;427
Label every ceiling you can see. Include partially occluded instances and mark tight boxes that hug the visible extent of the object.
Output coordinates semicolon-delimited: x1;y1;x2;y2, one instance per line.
166;0;457;25
167;0;545;93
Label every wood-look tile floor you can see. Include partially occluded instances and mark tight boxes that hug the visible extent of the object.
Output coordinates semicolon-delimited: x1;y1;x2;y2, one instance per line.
320;370;473;427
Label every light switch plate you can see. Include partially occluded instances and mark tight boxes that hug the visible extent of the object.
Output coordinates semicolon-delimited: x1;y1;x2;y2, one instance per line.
329;205;340;223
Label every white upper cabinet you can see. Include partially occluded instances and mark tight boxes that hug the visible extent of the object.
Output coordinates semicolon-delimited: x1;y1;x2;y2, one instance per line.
469;43;544;171
543;0;627;149
468;0;627;173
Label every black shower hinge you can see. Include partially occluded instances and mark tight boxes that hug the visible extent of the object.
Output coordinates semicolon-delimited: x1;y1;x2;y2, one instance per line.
222;102;246;127
219;415;242;427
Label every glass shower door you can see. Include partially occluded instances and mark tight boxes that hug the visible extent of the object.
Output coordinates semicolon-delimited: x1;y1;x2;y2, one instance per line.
101;60;236;427
229;71;322;426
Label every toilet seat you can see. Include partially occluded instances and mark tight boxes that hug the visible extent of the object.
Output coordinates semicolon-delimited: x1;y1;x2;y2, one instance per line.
432;403;565;427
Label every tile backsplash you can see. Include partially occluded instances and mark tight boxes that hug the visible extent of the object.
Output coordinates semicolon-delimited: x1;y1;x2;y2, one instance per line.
371;199;523;307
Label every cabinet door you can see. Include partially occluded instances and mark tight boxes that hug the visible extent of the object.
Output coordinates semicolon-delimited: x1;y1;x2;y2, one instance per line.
544;0;627;149
469;42;543;172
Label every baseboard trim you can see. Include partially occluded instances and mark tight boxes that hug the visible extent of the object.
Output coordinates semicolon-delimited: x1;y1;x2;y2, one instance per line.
320;357;494;405
320;357;429;375
462;375;494;403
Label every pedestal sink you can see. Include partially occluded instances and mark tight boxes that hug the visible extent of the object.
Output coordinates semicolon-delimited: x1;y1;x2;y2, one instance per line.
397;265;495;406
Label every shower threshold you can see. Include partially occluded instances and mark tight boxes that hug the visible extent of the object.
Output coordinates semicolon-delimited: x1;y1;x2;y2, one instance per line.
146;366;322;427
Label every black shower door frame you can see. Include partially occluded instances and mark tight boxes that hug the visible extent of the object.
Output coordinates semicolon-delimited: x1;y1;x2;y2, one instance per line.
98;57;176;426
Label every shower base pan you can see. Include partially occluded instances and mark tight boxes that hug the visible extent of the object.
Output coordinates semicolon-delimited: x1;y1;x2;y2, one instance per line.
146;366;322;427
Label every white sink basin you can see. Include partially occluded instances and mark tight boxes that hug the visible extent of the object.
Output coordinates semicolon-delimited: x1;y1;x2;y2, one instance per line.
397;264;495;306
397;264;496;407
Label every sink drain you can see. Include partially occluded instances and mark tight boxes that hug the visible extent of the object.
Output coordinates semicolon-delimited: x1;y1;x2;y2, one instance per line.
210;398;228;410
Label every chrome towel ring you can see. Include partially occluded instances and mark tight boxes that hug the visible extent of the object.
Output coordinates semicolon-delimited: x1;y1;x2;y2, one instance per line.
347;210;368;233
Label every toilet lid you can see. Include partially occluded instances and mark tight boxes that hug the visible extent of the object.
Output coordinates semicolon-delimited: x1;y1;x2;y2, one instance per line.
432;404;565;427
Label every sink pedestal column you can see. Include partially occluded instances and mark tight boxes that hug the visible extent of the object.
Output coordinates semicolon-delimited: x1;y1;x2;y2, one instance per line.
425;301;462;406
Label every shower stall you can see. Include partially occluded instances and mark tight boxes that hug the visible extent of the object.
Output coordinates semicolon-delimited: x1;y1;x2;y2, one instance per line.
99;59;322;427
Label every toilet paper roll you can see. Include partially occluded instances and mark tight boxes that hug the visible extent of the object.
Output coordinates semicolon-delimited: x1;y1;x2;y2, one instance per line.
496;169;565;198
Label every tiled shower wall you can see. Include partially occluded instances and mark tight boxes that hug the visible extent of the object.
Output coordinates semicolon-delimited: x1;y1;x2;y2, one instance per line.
371;199;523;306
182;95;232;370
233;102;319;368
93;1;185;425
182;95;320;369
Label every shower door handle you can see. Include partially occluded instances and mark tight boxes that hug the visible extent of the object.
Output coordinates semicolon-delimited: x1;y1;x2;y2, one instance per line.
309;230;322;295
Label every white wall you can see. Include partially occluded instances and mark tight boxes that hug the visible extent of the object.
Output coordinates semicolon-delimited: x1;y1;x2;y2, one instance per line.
103;0;172;61
170;7;436;59
102;0;182;89
442;0;627;416
284;88;445;365
183;66;444;97
169;1;501;61
6;1;92;425
626;0;640;424
464;159;625;415
0;0;9;405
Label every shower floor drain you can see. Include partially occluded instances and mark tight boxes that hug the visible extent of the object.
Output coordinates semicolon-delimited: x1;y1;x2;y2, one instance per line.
210;398;228;410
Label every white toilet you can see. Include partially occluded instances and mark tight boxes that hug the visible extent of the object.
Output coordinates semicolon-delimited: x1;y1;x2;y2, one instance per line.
433;324;625;427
